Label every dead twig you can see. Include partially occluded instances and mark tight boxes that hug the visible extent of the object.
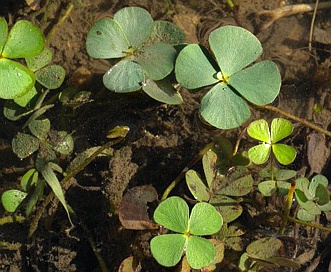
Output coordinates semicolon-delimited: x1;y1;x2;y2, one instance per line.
249;1;331;33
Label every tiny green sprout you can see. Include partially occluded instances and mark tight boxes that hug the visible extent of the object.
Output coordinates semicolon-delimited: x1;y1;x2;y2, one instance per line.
150;196;223;269
295;175;331;221
0;17;44;99
175;25;281;129
86;7;185;104
247;118;297;165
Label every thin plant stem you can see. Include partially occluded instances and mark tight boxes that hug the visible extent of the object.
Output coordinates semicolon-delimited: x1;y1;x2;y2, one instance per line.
257;104;331;138
279;179;296;234
287;216;331;232
161;141;215;201
45;2;74;45
309;0;319;52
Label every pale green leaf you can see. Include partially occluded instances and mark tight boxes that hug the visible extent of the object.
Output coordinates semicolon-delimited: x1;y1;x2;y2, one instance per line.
247;119;270;143
229;61;281;105
271;118;293;143
185;170;210;202
210;195;242;223
1;189;27;212
272;144;296;165
147;20;185;45
2;20;44;58
0;58;35;99
199;84;251;129
297;208;316;221
186;236;215;269
154;196;189;233
209;26;262;76
202;149;218;188
274;169;297;181
175;44;218;89
103;60;144;93
14;86;37;107
150;234;186;267
28;118;50;140
114;7;153;48
248;144;271;164
12;132;39;159
247;237;282;260
135;42;176;80
142;78;183;105
311;174;328;188
86;18;128;59
217;175;253;196
53;131;74;155
189;202;222;235
0;17;8;54
258;180;277;196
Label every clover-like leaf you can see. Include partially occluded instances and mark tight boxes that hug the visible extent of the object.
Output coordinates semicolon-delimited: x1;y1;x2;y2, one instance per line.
0;17;8;53
35;64;65;89
248;143;271;165
154;196;189;233
1;189;27;212
175;26;281;129
26;47;53;72
186;170;210;202
186;236;215;269
12;132;40;159
247;119;270;143
271;118;293;143
272;144;296;165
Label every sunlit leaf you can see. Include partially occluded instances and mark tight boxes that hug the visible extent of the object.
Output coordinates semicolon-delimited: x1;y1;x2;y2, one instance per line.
1;190;27;212
186;170;210;202
247;119;270;143
186;236;215;269
248;143;271;164
0;17;8;53
26;47;53;71
272;144;296;165
147;20;185;45
271;118;293;143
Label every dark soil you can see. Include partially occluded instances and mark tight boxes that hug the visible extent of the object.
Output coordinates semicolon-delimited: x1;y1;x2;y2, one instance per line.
1;0;331;271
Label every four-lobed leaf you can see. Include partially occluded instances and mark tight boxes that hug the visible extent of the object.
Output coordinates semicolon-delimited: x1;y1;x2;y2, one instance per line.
247;118;297;165
151;196;223;269
175;25;281;129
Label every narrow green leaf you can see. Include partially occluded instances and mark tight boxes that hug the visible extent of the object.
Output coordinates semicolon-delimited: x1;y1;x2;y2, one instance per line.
86;18;128;59
26;180;45;216
229;61;281;105
150;234;186;267
200;83;251;129
272;144;296;165
2;20;44;58
135;42;176;80
247;119;270;143
185;170;210;202
21;168;38;191
0;58;35;99
175;44;218;89
271;118;293;143
41;163;72;224
114;7;153;48
186;236;215;269
142;78;183;105
35;64;65;89
209;26;262;76
103;60;144;93
189;202;222;235
1;189;27;212
248;144;271;164
0;17;8;54
154;196;189;233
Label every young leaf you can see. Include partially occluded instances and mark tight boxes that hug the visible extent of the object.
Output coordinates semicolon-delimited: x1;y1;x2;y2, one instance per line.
202;150;217;188
86;18;128;59
189;202;222;236
103;60;144;93
258;180;277;196
271;118;293;143
2;20;44;58
272;144;296;165
113;7;154;49
247;119;270;143
209;26;262;76
1;189;27;212
0;17;8;53
41;163;72;225
21;168;38;191
186;236;215;269
154;196;189;233
35;64;65;89
28;118;50;140
150;234;186;267
248;143;271;164
26;47;53;71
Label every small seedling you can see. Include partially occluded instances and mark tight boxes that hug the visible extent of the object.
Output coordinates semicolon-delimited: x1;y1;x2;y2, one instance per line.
0;17;44;99
86;6;185;104
247;118;297;165
150;196;223;269
295;175;331;221
186;148;253;223
175;25;281;129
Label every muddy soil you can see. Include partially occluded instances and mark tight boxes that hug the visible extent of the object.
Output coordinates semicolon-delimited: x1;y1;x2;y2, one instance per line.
0;0;331;271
